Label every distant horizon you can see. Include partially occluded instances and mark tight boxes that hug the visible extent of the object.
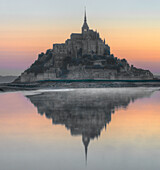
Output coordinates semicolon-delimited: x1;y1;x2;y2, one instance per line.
0;0;160;75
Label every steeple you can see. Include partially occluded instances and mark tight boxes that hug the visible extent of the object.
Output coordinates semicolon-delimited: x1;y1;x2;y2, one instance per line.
84;7;87;23
82;7;89;34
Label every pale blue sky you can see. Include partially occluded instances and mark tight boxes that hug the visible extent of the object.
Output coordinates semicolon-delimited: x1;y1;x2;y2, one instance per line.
1;0;160;19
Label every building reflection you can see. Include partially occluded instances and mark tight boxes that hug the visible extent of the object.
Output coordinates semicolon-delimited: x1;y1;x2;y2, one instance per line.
26;88;155;162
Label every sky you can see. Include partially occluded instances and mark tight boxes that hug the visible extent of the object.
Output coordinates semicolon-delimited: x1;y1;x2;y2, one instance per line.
0;0;160;76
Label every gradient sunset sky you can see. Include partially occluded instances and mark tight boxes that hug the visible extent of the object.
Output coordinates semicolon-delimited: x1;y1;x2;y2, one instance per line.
0;0;160;75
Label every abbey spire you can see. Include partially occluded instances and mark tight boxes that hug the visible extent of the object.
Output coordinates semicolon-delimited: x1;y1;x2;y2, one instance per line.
82;7;89;34
84;7;87;23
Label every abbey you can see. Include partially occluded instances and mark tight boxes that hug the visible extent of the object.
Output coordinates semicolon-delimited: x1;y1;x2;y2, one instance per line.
15;10;154;83
53;9;110;57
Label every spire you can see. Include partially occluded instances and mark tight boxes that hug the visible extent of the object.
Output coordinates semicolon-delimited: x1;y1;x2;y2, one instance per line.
82;7;89;33
84;7;87;23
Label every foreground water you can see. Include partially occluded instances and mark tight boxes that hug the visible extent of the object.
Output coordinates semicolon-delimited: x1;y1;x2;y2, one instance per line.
0;88;160;170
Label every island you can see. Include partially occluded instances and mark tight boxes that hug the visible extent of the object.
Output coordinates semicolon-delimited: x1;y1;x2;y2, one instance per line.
1;10;160;91
15;10;154;83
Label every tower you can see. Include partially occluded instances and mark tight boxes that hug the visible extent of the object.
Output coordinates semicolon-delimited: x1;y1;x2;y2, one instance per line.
82;7;89;34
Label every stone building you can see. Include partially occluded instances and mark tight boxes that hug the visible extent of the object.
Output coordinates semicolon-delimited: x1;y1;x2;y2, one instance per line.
53;9;110;57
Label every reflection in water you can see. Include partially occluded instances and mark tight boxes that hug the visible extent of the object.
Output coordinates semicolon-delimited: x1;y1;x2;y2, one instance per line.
26;88;156;163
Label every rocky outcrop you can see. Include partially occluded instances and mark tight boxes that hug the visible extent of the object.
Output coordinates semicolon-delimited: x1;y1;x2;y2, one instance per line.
14;11;154;83
15;50;154;83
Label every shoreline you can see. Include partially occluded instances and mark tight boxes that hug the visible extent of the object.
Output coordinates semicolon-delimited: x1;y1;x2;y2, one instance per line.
1;79;160;92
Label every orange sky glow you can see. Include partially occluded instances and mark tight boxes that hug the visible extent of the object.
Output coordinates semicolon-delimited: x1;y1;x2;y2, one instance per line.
0;0;160;75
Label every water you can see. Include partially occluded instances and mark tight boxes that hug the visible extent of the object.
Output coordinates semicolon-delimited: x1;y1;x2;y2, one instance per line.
0;88;160;170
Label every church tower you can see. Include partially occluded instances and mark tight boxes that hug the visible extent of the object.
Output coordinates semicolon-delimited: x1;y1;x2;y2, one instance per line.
82;8;89;34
